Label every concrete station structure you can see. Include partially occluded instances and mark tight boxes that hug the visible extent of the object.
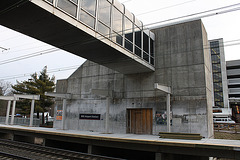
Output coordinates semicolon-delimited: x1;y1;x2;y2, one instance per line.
0;0;213;138
54;19;214;138
2;0;237;159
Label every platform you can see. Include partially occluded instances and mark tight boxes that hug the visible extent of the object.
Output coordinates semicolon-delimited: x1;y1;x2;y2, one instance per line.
0;124;239;159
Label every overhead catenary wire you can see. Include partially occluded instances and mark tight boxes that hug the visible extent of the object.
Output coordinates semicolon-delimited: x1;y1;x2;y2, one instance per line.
136;0;197;16
145;4;240;28
0;25;240;67
1;39;240;81
121;0;132;3
0;48;60;65
0;65;81;81
0;46;9;52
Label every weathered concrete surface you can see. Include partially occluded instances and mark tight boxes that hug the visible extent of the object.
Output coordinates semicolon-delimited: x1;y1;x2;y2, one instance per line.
54;20;213;138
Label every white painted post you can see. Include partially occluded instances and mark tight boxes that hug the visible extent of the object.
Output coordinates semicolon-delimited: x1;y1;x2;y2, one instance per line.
154;83;171;133
5;100;11;125
167;93;171;132
62;98;67;130
29;99;35;127
10;100;16;125
105;97;110;133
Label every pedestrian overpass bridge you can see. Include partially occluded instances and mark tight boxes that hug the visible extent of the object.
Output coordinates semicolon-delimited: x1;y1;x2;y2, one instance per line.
0;0;155;74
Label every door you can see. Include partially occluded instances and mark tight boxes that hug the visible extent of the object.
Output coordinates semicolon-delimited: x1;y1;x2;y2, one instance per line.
127;108;153;134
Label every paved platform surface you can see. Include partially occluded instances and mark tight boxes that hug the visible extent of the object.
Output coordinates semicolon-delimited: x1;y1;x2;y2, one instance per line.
0;124;240;149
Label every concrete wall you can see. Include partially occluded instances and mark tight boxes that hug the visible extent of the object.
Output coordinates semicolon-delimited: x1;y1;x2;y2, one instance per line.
54;19;213;138
152;20;213;138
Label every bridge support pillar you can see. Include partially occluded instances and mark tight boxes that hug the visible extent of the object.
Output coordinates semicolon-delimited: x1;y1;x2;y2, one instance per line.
236;152;240;160
155;153;164;160
34;137;45;146
0;133;14;140
88;144;93;154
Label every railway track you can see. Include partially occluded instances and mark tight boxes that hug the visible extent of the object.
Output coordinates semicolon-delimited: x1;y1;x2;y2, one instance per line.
0;139;125;160
0;151;32;160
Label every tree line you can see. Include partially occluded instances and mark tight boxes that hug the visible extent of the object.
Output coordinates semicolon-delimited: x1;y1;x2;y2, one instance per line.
0;66;55;124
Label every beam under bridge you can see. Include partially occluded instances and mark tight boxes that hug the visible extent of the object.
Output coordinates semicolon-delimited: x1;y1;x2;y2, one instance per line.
0;0;155;74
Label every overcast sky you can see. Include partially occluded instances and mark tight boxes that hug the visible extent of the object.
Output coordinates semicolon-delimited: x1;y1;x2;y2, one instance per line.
0;0;240;84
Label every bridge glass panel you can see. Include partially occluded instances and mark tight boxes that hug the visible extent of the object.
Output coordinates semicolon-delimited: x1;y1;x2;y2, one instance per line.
80;11;95;28
125;39;133;52
134;26;141;48
46;0;53;4
98;0;111;27
135;46;142;58
124;17;133;52
143;32;149;53
125;17;133;42
143;52;149;62
150;39;154;56
72;0;78;4
112;32;123;46
135;19;143;30
150;39;154;65
112;7;123;34
113;0;124;13
97;22;110;37
81;0;97;16
112;7;123;45
57;0;77;17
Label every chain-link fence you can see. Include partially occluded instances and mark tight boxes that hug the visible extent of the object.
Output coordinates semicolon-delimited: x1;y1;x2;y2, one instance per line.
0;116;40;127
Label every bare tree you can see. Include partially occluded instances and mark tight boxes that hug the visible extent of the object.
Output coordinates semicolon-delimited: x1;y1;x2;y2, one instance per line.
0;81;12;96
0;81;12;116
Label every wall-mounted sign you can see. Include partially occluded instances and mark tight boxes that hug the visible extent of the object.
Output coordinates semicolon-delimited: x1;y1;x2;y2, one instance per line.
56;110;63;120
79;114;101;120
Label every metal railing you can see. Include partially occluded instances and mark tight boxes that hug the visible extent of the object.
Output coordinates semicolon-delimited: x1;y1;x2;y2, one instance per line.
0;116;40;127
214;123;240;133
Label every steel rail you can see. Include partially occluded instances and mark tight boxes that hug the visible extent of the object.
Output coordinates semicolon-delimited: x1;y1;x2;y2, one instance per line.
0;139;125;160
0;151;32;160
